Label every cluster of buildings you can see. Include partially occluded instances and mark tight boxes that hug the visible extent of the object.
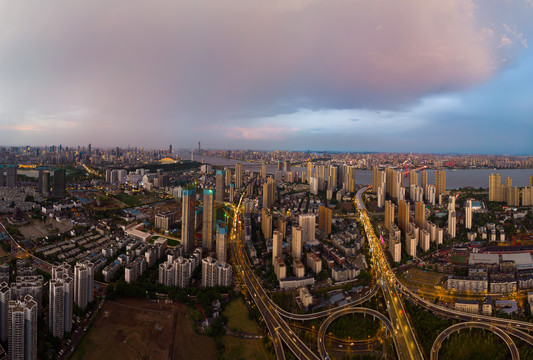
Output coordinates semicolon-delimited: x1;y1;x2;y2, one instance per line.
447;253;533;294
0;260;94;359
489;173;533;206
158;248;203;288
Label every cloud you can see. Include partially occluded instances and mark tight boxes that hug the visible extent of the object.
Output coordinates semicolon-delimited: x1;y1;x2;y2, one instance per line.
0;0;503;142
498;35;513;47
504;23;528;47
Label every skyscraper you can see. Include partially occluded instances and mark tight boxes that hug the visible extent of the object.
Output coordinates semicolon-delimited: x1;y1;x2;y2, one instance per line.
49;276;73;339
435;170;446;200
216;223;227;262
261;163;267;179
489;173;503;202
465;199;472;229
8;294;37;360
0;282;10;342
448;210;456;238
235;163;242;190
261;208;273;239
215;170;225;202
318;206;332;234
372;166;379;193
409;172;418;187
202;189;214;250
415;201;426;230
398;200;410;233
298;213;316;243
307;161;313;183
384;200;395;231
6;166;17;188
39;170;50;198
182;189;195;252
291;226;303;259
53;168;66;199
272;230;282;262
74;261;94;310
342;165;355;193
421;171;428;189
328;165;338;190
262;178;275;209
225;168;232;187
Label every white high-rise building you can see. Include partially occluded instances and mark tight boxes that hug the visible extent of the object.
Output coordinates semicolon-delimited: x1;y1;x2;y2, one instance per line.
406;232;417;257
298;214;316;243
201;257;218;288
465;199;473;229
49;276;73;338
74;261;94;310
8;294;37;360
448;210;457;238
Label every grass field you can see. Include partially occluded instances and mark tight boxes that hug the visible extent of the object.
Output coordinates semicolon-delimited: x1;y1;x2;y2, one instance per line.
222;298;274;360
72;298;216;360
224;299;260;334
438;329;510;360
222;336;274;360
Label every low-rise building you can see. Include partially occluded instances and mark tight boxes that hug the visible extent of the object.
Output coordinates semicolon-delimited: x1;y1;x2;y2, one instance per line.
455;299;479;314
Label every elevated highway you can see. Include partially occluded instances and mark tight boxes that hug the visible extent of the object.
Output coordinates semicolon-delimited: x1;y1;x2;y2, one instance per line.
317;307;396;360
430;322;519;360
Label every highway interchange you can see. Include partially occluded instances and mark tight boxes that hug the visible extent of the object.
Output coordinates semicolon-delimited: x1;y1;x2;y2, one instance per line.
228;187;533;359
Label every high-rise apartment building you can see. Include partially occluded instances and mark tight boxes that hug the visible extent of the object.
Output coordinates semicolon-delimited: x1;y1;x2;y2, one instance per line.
49;276;73;338
415;201;426;230
225;168;232;187
299;213;316;243
384;200;395;231
74;261;94;310
262;178;275;209
291;226;303;259
409;172;418;187
421;171;428;189
272;230;282;262
398;200;410;233
465;200;472;229
307;162;313;183
8;294;37;360
448;210;456;238
489;173;502;202
53;168;66;199
261;208;273;239
235;163;242;190
7;167;17;188
202;189;214;250
318;206;332;234
342;165;355;193
216;223;227;262
201;257;218;288
182;189;195;252
215;170;225;202
435;170;446;200
0;282;10;342
328;165;338;190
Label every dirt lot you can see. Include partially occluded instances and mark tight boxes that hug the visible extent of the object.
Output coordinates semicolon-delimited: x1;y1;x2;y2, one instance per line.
73;298;216;360
18;218;73;240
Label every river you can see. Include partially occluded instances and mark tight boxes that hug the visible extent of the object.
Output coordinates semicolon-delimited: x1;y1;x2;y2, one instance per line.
177;152;532;189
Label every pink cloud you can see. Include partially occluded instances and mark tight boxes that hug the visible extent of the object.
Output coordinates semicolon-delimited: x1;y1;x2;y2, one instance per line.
229;126;299;140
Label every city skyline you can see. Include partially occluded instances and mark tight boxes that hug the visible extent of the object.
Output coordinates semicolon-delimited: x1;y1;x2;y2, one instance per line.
0;1;531;154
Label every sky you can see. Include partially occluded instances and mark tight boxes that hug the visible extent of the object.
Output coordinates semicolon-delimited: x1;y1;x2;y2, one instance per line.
0;0;532;154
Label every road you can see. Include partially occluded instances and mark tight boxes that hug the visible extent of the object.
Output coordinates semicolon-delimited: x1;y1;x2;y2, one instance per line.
430;322;519;360
357;186;533;352
355;187;425;360
317;307;396;360
229;194;319;360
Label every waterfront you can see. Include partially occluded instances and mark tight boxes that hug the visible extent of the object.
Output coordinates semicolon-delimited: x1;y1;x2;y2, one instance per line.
178;152;533;189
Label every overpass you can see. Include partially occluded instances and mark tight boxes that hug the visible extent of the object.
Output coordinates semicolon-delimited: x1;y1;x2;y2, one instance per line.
430;322;519;360
317;307;396;360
